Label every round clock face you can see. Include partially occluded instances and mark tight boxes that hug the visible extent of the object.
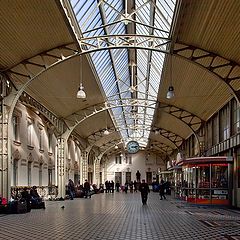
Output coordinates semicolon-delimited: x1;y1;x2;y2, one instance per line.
127;141;140;154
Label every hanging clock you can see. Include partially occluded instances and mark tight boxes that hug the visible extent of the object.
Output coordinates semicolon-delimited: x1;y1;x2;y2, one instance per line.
127;140;140;154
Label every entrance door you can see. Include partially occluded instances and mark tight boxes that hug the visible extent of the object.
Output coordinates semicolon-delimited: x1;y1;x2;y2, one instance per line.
115;172;122;185
126;172;131;183
146;172;152;184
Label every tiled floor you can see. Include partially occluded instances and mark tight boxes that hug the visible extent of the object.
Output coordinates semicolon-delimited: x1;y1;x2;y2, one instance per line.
0;192;240;240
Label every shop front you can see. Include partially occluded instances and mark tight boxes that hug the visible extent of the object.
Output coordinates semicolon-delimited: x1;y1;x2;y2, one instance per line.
179;157;232;205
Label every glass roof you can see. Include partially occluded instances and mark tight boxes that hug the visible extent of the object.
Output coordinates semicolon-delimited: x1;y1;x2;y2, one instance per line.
70;0;176;148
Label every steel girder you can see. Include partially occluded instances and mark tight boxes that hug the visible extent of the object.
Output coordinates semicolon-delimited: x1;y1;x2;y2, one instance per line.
65;100;203;154
158;103;203;132
79;34;171;55
174;42;240;104
152;127;184;148
67;100;203;133
87;125;180;155
3;43;79;136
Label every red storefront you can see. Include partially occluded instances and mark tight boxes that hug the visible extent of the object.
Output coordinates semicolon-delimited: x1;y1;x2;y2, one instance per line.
178;156;233;205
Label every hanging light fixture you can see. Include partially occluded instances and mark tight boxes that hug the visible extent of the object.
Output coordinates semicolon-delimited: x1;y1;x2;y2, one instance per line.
77;55;86;99
103;109;110;135
166;54;175;99
129;62;136;93
103;128;110;135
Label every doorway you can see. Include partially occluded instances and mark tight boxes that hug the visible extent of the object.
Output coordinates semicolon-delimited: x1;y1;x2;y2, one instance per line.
115;172;122;185
126;172;131;183
146;172;152;184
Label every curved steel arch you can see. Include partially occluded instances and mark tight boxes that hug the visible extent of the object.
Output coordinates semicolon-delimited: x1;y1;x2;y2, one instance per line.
65;99;203;141
98;139;172;162
152;127;184;148
63;99;204;153
174;42;240;104
5;43;79;135
86;125;181;154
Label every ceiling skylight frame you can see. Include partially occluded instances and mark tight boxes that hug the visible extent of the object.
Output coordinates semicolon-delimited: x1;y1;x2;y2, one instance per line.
70;0;177;148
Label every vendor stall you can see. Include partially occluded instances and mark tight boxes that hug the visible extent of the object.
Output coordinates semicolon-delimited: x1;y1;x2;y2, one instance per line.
179;156;232;205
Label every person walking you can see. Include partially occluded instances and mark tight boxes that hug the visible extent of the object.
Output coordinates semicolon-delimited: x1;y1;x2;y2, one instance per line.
139;179;150;205
124;181;128;194
68;179;75;200
159;179;166;200
83;179;91;198
115;181;120;192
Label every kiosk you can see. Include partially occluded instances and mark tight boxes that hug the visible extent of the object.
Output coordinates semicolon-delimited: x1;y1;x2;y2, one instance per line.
178;156;232;205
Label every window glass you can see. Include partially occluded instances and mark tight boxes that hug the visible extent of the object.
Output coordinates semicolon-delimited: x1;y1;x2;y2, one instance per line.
211;164;228;188
13;115;20;141
196;164;210;188
232;99;240;135
219;105;230;141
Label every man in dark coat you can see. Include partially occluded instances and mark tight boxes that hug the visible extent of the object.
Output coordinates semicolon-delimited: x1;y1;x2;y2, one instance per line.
84;179;91;198
159;179;166;200
139;179;150;205
136;170;141;182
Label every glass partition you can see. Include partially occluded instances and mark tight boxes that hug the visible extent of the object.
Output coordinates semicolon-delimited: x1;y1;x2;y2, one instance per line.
182;163;230;205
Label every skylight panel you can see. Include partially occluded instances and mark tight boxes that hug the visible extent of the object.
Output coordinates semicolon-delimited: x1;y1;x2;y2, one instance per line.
70;0;177;151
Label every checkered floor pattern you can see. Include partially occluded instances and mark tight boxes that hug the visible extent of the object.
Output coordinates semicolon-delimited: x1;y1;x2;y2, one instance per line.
0;192;240;240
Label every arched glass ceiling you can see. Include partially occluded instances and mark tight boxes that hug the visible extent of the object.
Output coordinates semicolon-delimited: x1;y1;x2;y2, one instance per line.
70;0;176;148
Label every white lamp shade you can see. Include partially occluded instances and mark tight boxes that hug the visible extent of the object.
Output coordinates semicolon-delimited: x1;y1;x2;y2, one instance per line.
166;86;174;99
103;129;110;135
77;85;86;99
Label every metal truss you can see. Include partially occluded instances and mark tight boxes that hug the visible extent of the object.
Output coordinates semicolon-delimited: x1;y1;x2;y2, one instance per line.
147;140;174;155
64;99;203;155
152;127;184;148
65;98;157;126
66;100;204;136
2;43;79;142
87;124;181;154
99;139;123;153
174;42;240;104
20;92;66;134
5;43;78;90
79;34;171;55
87;126;117;146
159;103;204;132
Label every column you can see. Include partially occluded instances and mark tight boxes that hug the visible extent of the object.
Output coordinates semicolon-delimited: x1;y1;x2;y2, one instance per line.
57;137;66;199
81;151;88;183
94;158;100;187
0;75;11;200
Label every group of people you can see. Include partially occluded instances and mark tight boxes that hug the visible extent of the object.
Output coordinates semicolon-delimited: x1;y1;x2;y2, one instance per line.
68;179;92;199
104;180;115;193
14;186;45;212
68;171;168;206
